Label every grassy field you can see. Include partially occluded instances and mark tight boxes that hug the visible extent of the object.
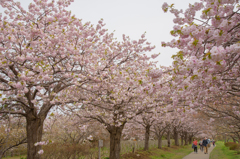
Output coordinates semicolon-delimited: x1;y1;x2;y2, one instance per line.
210;141;240;159
121;145;193;159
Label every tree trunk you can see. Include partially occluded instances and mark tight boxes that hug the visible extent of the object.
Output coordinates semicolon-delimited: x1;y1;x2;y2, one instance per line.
174;127;179;146
109;126;124;159
167;130;171;147
184;132;188;145
157;135;163;149
144;125;151;151
188;136;192;144
181;136;184;146
0;149;6;159
232;136;236;143
26;116;45;159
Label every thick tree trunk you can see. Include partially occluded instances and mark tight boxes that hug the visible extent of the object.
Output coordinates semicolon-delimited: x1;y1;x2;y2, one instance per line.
109;126;123;159
26;116;44;159
144;125;151;151
157;135;163;149
167;131;171;147
184;132;188;145
174;127;179;146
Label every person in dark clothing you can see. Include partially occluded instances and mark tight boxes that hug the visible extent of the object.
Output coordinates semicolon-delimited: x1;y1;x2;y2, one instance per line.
202;137;208;154
213;140;215;146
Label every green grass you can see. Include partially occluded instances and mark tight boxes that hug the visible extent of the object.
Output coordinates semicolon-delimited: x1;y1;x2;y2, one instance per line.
150;145;193;159
210;141;240;159
121;144;193;159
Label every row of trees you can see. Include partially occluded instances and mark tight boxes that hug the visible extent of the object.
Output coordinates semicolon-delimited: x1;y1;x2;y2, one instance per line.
1;0;240;158
1;109;207;158
124;110;207;150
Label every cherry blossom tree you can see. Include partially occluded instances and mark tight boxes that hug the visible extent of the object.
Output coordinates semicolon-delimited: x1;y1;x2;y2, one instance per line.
152;118;170;149
132;109;158;151
135;103;173;150
75;54;162;158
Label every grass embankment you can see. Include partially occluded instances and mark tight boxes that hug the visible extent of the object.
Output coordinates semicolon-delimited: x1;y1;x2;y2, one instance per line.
121;145;192;159
210;141;240;159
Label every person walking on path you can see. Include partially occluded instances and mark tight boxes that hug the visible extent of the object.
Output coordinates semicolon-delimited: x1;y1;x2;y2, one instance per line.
208;138;211;147
199;139;203;152
202;137;209;154
192;139;198;153
182;143;215;159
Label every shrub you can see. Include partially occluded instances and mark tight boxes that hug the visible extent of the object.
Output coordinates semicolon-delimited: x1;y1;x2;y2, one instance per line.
224;142;240;151
229;144;238;150
225;142;236;147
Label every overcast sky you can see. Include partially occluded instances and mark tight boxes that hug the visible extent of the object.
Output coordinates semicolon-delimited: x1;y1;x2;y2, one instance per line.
0;0;198;66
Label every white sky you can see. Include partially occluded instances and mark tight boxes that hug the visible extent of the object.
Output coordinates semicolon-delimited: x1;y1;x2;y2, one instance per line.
0;0;198;66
